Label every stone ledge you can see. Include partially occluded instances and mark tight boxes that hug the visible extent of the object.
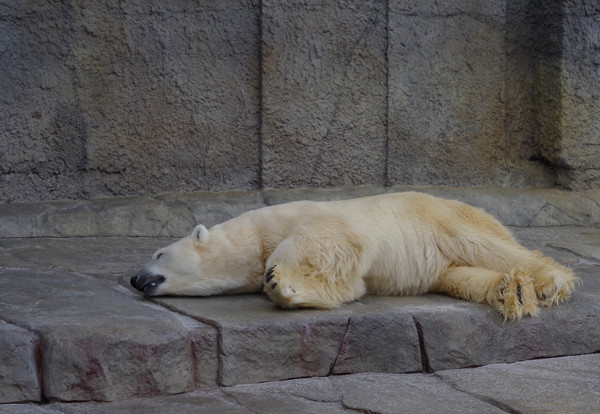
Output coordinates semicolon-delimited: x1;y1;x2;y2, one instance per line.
0;187;599;238
0;212;598;403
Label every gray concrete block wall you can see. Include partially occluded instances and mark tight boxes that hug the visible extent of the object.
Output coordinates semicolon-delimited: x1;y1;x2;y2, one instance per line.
0;0;261;202
556;3;600;188
1;0;598;203
261;0;387;188
534;1;600;190
388;0;514;187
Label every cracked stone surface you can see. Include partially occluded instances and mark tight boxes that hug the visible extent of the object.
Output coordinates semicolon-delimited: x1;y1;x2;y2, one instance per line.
3;355;597;413
0;265;216;401
436;354;600;414
0;321;40;403
0;188;598;409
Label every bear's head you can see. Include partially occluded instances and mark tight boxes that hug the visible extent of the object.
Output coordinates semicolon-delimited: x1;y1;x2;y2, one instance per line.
130;224;259;296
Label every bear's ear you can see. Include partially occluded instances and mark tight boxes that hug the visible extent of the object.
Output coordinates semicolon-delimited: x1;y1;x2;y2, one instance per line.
191;224;209;243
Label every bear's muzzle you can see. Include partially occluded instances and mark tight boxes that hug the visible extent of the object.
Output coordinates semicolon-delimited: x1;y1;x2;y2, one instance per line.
130;271;166;296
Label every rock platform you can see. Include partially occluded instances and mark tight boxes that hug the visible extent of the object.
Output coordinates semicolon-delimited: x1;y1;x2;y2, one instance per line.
0;187;599;412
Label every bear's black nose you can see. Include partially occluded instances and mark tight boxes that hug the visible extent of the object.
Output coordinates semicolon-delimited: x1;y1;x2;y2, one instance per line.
130;271;166;295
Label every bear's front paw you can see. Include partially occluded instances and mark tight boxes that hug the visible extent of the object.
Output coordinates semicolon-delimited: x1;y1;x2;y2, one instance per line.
496;269;539;320
264;265;299;308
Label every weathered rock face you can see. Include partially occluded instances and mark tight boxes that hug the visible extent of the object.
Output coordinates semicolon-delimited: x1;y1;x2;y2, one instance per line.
0;321;40;403
0;0;261;202
261;0;387;188
534;2;600;190
0;0;599;203
0;267;218;402
389;0;530;187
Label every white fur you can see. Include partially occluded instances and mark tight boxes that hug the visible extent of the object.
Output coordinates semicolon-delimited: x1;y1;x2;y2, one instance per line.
135;192;577;319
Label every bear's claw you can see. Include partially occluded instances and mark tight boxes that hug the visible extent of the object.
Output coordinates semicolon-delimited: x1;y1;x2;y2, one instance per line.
496;269;538;320
264;265;300;308
265;265;276;283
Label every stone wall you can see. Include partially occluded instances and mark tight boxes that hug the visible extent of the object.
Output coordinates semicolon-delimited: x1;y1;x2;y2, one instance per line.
1;0;598;203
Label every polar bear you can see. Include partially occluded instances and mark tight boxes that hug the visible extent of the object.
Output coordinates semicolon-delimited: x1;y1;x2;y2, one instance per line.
131;192;577;320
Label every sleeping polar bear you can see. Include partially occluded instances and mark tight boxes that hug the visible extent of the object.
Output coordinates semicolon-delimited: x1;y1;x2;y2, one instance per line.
131;192;577;320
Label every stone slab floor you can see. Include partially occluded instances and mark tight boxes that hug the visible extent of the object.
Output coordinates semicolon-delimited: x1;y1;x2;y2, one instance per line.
0;188;599;412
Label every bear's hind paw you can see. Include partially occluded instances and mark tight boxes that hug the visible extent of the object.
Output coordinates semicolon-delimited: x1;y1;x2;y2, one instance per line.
535;277;577;307
496;269;539;321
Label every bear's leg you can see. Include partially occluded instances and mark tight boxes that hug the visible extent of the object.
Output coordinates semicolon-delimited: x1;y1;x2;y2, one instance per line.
431;266;539;320
263;233;366;309
263;262;366;309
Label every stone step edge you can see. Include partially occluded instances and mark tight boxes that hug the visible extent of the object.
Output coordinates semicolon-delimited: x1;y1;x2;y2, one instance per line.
1;186;599;238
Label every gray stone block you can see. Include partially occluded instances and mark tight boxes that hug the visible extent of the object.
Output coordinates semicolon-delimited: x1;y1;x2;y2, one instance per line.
3;0;600;204
437;354;600;414
52;391;251;414
511;226;600;263
388;1;513;187
504;0;557;187
154;292;428;385
171;313;219;387
261;0;387;188
221;373;507;414
535;1;600;190
219;372;505;414
0;1;87;204
0;321;40;403
557;10;600;189
330;306;422;375
154;191;266;237
0;0;260;203
332;373;506;414
0;268;211;401
411;290;600;371
155;295;352;386
392;187;550;227
391;187;600;226
263;186;386;206
0;222;598;403
575;264;600;294
1;187;599;239
0;190;265;238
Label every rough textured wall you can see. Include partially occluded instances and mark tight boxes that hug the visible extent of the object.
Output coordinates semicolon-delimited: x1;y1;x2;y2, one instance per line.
390;0;539;187
535;0;600;190
1;1;87;202
261;0;387;188
0;0;598;203
1;0;260;202
554;1;600;189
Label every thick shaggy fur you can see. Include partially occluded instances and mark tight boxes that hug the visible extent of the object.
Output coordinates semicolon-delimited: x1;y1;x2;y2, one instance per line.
131;192;577;320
